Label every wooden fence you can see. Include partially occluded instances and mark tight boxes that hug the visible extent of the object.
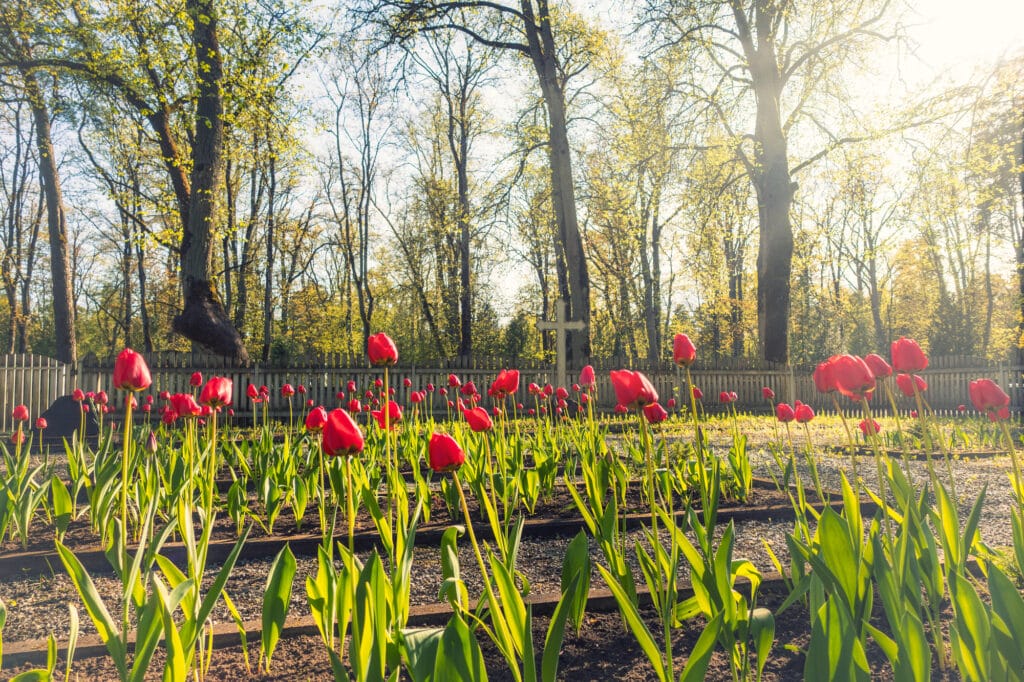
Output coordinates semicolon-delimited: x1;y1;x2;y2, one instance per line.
1;352;1020;432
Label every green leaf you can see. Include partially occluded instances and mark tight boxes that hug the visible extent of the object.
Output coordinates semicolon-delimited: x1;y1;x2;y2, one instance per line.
988;566;1024;673
678;612;723;682
401;627;444;682
597;564;666;682
64;604;79;682
261;544;297;671
55;540;127;678
561;530;591;634
750;606;775;681
542;572;580;682
434;613;488;682
51;475;72;535
194;525;251;641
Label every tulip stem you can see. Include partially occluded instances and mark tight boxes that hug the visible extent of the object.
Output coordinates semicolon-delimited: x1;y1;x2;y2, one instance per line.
831;394;858;481
684;367;705;472
345;455;356;555
120;396;134;643
860;397;891;537
882;380;913;476
998;420;1024;509
453;470;522;682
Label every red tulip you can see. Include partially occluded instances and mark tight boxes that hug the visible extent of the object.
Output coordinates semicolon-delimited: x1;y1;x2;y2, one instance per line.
543;384;554;397
426;383;435;392
448;373;461;388
95;391;108;405
247;384;259;400
200;376;233;408
895;373;927;398
910;410;919;418
410;391;424;404
73;388;85;401
35;417;47;430
322;408;364;457
169;393;202;418
490;369;520;398
719;391;733;404
297;384;306;395
113;348;151;392
667;398;676;409
614;404;628;414
643;402;669;424
125;395;137;410
859;418;881;435
463;406;493;432
891;337;928;373
428;432;465;472
673;333;696;367
762;387;775;400
281;384;295;398
794;403;815;423
556;386;569;400
371;401;403;430
347;380;357;394
461;381;478;396
142;404;151;413
579;365;596;390
12;405;28;421
609;369;659;410
305;405;329;432
367;332;398;366
957;404;966;413
402;378;412;389
813;358;838;394
864;354;892;378
831;355;875;401
11;431;24;445
161;409;176;424
775;403;795;422
969;378;1010;421
348;398;362;413
440;387;448;396
190;371;203;387
692;386;703;400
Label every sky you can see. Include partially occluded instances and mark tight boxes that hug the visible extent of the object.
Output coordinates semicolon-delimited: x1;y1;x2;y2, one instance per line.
910;0;1024;73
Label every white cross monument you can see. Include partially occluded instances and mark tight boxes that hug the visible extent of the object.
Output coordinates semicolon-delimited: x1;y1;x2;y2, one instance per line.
537;299;586;390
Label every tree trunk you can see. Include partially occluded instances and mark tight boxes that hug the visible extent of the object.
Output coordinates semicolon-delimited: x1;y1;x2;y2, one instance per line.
262;155;276;362
172;0;248;363
22;68;76;364
522;0;590;368
745;6;794;365
456;105;472;358
1018;110;1024;365
135;240;153;352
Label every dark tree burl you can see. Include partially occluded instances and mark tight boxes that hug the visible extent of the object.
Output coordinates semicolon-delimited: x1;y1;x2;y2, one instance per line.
173;280;250;364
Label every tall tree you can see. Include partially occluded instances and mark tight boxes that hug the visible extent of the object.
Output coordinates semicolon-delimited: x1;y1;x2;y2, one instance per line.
367;0;593;365
0;0;77;362
644;0;895;363
404;26;497;357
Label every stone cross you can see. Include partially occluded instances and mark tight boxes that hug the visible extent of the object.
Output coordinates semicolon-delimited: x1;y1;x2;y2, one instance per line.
537;299;586;390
